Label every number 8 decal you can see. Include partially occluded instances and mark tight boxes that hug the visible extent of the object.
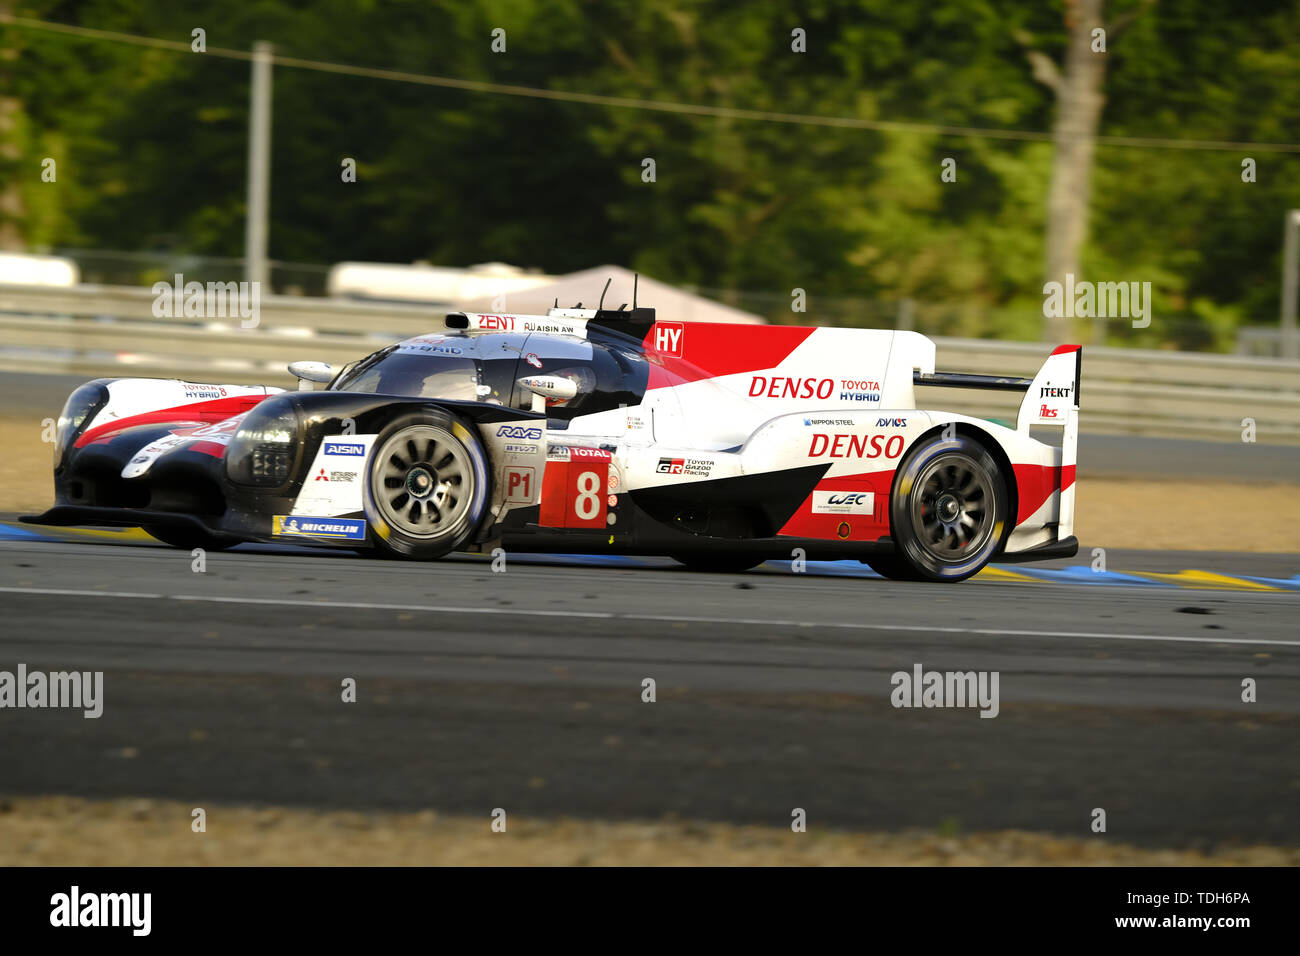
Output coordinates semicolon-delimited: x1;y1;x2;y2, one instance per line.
575;470;601;520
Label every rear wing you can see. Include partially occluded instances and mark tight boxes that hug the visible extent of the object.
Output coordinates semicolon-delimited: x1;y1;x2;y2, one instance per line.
915;345;1082;539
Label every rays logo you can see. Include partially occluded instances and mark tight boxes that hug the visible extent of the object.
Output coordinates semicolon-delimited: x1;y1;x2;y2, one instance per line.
497;425;543;440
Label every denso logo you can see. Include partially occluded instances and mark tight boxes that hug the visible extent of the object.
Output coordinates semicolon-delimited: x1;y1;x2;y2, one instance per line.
876;417;907;427
749;376;834;400
808;433;904;459
497;425;543;440
324;442;365;456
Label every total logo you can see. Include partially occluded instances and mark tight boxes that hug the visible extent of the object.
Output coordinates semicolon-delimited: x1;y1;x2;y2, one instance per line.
497;425;543;440
808;433;904;459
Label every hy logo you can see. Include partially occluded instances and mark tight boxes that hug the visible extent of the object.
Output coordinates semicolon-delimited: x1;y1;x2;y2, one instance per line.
654;322;684;357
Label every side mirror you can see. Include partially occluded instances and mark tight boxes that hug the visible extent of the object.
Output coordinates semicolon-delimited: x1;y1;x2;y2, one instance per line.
517;375;578;413
288;361;333;391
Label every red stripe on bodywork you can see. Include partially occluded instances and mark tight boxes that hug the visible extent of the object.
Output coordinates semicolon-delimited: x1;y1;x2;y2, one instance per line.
643;322;815;388
778;468;896;541
76;395;267;447
1012;463;1064;524
1050;344;1082;355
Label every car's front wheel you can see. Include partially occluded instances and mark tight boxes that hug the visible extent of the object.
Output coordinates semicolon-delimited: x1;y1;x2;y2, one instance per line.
363;410;490;560
878;432;1009;582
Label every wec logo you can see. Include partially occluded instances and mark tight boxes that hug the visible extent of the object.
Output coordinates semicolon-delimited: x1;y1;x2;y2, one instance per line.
497;425;543;440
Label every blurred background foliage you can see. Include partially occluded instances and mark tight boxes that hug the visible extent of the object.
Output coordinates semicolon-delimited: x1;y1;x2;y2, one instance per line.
3;0;1299;348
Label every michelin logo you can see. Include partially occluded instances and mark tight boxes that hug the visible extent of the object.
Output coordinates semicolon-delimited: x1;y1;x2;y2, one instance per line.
273;515;366;540
323;441;365;456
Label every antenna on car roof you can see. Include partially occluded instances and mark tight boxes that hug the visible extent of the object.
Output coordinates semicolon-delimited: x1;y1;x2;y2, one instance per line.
633;274;639;309
597;277;612;312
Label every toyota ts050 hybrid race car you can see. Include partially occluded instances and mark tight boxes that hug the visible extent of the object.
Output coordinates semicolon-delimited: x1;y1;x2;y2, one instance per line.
25;299;1082;582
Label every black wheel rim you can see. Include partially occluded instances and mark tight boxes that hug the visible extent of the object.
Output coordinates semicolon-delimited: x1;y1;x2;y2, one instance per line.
909;452;996;562
372;425;473;538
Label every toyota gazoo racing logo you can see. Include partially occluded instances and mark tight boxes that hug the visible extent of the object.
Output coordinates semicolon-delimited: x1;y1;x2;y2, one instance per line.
656;457;712;476
497;425;543;440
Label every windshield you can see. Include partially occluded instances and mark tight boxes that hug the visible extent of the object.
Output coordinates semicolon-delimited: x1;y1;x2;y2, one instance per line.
333;351;484;401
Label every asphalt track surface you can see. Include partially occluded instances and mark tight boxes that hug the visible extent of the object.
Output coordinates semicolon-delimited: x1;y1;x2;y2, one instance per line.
1;525;1297;849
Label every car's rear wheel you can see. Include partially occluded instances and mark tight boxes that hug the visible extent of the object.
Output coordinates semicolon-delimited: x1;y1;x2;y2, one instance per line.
671;553;766;573
363;409;489;560
879;432;1008;583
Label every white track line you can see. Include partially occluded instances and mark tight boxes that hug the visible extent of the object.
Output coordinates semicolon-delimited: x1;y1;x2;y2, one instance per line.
1;585;1298;647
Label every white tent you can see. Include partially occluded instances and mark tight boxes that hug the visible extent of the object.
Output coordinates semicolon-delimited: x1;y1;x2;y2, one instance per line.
461;265;764;325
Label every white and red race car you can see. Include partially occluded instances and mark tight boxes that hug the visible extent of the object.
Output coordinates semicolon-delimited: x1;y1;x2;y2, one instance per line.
27;299;1080;582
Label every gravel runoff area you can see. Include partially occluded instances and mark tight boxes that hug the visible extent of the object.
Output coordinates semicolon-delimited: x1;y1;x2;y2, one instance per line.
3;797;1297;866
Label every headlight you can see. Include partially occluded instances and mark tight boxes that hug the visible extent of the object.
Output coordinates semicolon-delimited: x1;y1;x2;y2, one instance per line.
225;397;299;487
53;381;109;469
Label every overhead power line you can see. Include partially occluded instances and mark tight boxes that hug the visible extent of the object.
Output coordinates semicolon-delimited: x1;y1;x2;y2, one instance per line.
9;15;1300;153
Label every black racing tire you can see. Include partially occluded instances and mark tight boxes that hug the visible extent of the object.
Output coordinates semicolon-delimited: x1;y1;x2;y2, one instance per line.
884;432;1009;583
143;525;234;551
362;409;490;560
670;552;766;573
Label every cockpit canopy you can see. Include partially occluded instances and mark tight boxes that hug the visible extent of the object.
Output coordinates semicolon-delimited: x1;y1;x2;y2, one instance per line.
331;329;649;420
